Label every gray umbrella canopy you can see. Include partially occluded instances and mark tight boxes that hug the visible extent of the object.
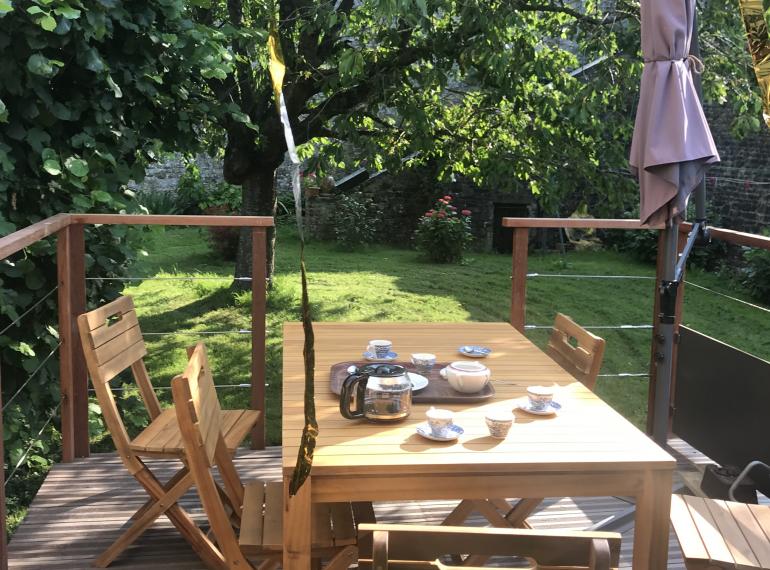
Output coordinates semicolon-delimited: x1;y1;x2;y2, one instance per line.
629;0;719;226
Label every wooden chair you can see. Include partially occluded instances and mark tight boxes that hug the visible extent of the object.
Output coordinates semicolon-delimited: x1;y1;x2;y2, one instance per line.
171;342;360;569
359;524;621;569
77;296;260;567
671;458;770;568
671;494;770;569
546;313;606;392
445;314;607;533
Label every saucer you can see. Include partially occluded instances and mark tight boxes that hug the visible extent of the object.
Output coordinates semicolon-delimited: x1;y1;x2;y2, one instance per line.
516;399;562;416
363;351;398;362
459;345;491;358
416;422;464;442
408;373;429;392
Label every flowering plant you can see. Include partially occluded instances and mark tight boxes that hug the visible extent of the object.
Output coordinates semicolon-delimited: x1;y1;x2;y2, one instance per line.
413;195;473;263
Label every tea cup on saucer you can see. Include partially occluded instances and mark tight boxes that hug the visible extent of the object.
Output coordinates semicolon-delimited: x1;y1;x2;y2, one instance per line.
426;407;454;437
527;386;555;411
367;339;393;359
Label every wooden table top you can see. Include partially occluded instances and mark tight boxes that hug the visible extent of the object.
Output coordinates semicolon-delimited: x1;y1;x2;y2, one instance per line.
282;322;674;476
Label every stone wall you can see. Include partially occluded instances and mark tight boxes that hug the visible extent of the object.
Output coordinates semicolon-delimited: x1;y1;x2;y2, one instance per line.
705;105;770;234
128;154;224;194
303;166;532;250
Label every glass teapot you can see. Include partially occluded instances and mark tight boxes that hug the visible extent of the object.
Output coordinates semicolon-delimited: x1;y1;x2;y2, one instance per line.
339;363;412;422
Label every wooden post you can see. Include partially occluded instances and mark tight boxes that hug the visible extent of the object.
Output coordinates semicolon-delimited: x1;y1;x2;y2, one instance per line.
510;228;529;333
57;223;88;461
646;230;687;436
0;366;8;570
250;227;267;449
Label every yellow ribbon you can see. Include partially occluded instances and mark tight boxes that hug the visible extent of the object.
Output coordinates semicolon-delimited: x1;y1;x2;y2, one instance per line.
738;0;770;128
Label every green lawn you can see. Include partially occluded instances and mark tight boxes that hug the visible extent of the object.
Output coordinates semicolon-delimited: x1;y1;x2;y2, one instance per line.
123;225;770;442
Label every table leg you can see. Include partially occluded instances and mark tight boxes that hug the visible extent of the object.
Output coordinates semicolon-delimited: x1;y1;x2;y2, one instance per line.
283;474;312;569
633;469;673;569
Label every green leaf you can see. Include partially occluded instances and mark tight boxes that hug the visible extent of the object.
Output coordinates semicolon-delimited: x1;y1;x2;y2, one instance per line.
43;158;61;175
53;5;80;18
0;98;7;123
106;75;122;98
64;156;89;177
27;6;43;14
40;14;56;31
0;220;16;234
91;190;112;203
26;53;56;76
13;342;36;357
0;0;12;14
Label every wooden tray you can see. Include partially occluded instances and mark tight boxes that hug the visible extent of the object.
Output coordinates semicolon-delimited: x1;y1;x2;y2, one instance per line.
329;361;495;404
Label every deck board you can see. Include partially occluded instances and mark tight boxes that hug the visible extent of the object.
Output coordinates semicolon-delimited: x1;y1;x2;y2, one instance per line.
7;448;686;568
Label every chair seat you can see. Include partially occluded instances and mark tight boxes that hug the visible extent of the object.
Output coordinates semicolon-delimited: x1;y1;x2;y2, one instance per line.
671;494;770;569
239;481;357;553
130;408;260;457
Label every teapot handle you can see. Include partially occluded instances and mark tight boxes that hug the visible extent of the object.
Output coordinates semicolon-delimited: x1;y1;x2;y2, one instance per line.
339;372;368;419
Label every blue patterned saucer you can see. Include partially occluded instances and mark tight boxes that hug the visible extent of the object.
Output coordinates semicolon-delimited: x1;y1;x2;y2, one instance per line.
416;422;464;442
363;351;398;362
458;345;492;358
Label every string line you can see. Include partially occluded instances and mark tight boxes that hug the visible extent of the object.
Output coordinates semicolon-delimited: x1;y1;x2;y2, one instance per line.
0;286;58;337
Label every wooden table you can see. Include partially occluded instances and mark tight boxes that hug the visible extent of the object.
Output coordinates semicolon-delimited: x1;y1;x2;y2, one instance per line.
282;322;675;569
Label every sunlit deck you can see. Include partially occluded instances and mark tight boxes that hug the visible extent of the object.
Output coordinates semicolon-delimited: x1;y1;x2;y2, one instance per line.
6;445;705;569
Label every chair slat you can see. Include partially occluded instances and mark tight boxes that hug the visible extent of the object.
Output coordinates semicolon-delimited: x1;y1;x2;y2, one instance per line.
670;494;710;562
705;499;760;568
262;482;284;549
95;338;147;384
330;503;357;546
684;496;736;566
82;295;135;332
93;323;144;366
240;481;266;549
312;503;334;548
90;308;140;349
726;501;770;567
547;313;605;390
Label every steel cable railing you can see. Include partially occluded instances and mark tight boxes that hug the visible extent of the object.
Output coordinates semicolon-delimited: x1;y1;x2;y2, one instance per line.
0;286;58;337
1;342;61;413
3;403;61;488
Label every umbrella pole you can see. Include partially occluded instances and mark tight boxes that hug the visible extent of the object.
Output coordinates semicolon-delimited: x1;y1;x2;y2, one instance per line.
652;223;680;444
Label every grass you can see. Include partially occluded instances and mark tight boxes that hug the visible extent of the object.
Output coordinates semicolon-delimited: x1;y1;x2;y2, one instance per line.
124;225;770;441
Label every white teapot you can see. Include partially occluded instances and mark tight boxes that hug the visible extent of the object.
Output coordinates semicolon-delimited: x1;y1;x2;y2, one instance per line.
442;361;491;393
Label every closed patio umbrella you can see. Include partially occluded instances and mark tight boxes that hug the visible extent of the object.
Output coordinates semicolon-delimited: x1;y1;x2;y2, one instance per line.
629;0;719;444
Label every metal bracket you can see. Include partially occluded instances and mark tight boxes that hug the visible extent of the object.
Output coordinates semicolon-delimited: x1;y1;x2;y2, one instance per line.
658;280;679;325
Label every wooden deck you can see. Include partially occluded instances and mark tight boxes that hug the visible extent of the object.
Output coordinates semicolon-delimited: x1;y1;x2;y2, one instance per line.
8;446;699;569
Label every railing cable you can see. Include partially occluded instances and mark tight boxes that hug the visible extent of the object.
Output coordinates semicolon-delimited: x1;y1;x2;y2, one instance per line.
2;342;61;413
685;280;770;315
525;324;653;330
90;383;256;393
4;403;61;488
142;330;252;336
85;276;253;282
527;273;655;280
0;286;58;337
598;373;649;378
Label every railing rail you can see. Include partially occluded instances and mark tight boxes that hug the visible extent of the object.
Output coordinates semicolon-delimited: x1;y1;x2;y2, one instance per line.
1;213;274;566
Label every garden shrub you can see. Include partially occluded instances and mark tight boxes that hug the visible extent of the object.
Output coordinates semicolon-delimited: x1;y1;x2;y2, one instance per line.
332;193;383;248
413;195;473;263
742;231;770;304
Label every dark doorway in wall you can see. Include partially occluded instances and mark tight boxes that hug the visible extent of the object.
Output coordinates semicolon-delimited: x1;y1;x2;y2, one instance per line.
493;203;529;253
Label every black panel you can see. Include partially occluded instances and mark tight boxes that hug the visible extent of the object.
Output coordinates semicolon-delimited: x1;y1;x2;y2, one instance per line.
674;326;770;495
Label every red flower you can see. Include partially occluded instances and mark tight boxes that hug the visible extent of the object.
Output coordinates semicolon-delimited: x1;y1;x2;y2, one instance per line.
443;195;452;201
461;209;471;216
425;210;434;217
437;212;446;218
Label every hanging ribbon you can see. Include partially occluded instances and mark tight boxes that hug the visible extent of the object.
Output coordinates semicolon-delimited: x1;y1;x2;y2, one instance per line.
738;0;770;128
268;23;318;496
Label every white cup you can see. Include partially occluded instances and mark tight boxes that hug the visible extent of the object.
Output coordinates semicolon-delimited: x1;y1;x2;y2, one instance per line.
367;339;392;358
411;353;436;375
485;409;514;439
527;386;555;411
426;407;454;437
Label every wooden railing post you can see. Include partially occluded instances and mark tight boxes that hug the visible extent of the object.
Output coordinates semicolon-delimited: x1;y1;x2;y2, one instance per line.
646;230;687;436
1;365;8;570
510;227;529;332
57;223;88;461
250;227;267;449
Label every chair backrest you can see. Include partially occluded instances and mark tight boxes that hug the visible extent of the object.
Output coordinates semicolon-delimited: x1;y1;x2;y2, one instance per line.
360;524;620;570
77;295;161;473
172;343;250;568
547;313;606;391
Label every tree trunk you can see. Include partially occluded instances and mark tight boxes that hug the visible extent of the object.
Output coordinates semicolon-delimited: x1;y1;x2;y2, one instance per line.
234;166;278;290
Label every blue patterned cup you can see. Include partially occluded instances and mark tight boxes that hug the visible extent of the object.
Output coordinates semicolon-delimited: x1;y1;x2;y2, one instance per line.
367;339;392;358
485;410;514;439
